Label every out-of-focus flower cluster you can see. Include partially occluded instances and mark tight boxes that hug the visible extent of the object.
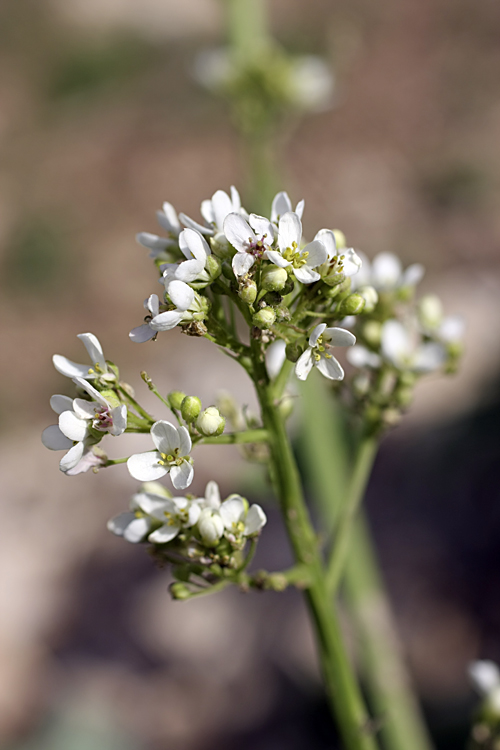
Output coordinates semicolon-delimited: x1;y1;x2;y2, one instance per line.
468;660;500;748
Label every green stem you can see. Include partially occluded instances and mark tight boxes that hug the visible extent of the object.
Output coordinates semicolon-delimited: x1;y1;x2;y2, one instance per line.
345;515;434;750
196;429;268;445
252;350;378;750
326;436;378;594
117;384;154;423
104;456;129;467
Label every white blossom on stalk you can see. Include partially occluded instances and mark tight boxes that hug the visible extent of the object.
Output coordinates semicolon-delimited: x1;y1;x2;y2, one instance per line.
161;228;212;285
314;228;362;280
271;191;304;224
53;333;115;383
129;281;207;343
418;295;465;344
136;201;181;258
219;495;267;543
197;507;225;546
180;186;243;237
295;323;356;381
266;212;327;284
381;320;445;373
351;252;424;292
223;212;274;277
127;420;194;490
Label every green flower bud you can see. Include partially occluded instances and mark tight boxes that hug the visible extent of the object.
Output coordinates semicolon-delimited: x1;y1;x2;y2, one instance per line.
285;342;303;362
168;390;186;410
205;254;222;280
338;293;366;316
181;395;202;422
332;229;346;249
196;406;226;437
260;291;282;306
221;261;235;280
278;395;294;420
210;235;233;260
238;279;258;305
170;582;191;600
282;278;295;296
261;265;288;291
252;308;276;329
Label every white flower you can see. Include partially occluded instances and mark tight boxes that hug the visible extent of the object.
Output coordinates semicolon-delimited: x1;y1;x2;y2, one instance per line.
418;295;465;344
129;282;207;343
223;212;274;277
314;228;362;280
161;228;212;285
381;320;445;373
180;186;243;237
219;495;267;542
266;212;327;284
197;507;224;546
136;201;181;258
288;55;334;112
347;346;382;369
295;323;356;381
53;333;114;382
127;420;194;490
351;252;424;292
270;191;304;224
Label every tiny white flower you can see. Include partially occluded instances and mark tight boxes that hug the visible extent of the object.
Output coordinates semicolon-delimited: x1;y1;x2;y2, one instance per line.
381;320;445;373
266;212;327;285
352;252;424;292
136;201;181;259
129;282;207;343
347;346;382;369
223;212;274;277
418;295;465;344
288;55;335;112
314;228;362;281
295;324;356;381
161;228;212;285
197;507;224;546
127;420;194;490
147;494;201;544
219;495;267;542
53;333;114;382
180;186;243;237
271;191;304;224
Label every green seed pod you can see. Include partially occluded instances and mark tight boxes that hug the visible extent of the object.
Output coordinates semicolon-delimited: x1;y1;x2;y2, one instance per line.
261;265;288;291
170;582;191;600
338;293;366;316
181;395;202;422
168;390;186;410
238;279;258;305
252;308;276;329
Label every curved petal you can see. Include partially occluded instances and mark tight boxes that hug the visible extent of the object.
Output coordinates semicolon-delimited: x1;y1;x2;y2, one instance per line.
127;451;167;482
60;441;85;472
123;516;152;543
295;199;305;220
220;497;245;528
107;511;136;537
50;394;74;415
65;449;105;475
72;399;97;420
136;232;172;251
278;212;302;252
341;248;363;277
309;323;326;347
232;252;254;277
265;339;287;380
324;327;356;347
179;212;213;236
347;346;381;369
249;214;274;240
175;258;205;283
110;405;127;436
151;420;180;454
150;312;182;332
148;522;181;544
205;480;221;509
177;425;192;456
157;202;180;235
179;228;210;262
271;191;292;223
146;294;159;317
295;349;314;381
42;424;73;450
167;280;195;311
293;265;320;284
245;504;267;535
129;323;156;342
316;355;344;380
200;199;215;225
212;190;234;229
314;228;336;259
402;263;425;287
303;240;327;268
53;354;93;379
78;333;106;371
170;460;194;490
371;253;402;290
224;213;254;252
73;377;108;406
413;343;445;373
137;493;175;517
265;250;290;268
59;411;88;442
230;185;241;210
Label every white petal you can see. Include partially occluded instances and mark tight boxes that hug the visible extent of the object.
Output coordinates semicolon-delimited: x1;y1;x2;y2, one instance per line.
413;343;445;373
293;265;320;284
73;377;108;406
371;253;402;290
179;212;213;236
316;355;344;380
271;191;292;223
136;232;172;250
177;425;192;456
245;504;267;535
295;199;305;220
175;258;205;283
295;349;314;380
60;441;85;472
232;252;255;277
72;398;97;419
212;190;234;229
149;523;181;544
167;280;195;311
157;202;181;235
469;661;500;696
349;251;371;290
230;185;241;210
179;228;210;262
220;497;245;528
347;346;381;369
381;320;411;364
323;327;356;347
42;424;73;450
341;249;363;277
127;451;167;481
138;493;175;517
205;480;221;509
65;449;104;475
110;405;127;436
59;411;88;442
224;213;255;252
151;420;180;454
309;323;327;347
440;315;464;342
77;333;106;371
265;339;287;380
303;240;327;268
187;502;201;526
50;394;74;414
314;228;336;259
146;294;159;317
53;354;93;379
265;250;290;268
402;263;425;287
278;212;302;252
200;199;215;225
129;323;156;342
248;214;274;240
150;312;182;332
170;460;194;490
123;516;152;543
107;511;136;537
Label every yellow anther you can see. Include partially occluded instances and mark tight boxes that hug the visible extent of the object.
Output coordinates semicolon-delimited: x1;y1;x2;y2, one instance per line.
160;453;167;459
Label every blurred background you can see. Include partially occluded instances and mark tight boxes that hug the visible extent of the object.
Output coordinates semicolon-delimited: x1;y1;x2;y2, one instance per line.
1;0;500;747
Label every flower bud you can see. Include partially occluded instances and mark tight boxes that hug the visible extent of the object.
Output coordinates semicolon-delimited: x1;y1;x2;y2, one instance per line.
338;293;365;316
282;278;295;296
181;395;202;422
261;265;288;291
358;285;378;314
285;342;303;362
252;308;276;329
332;229;346;249
168;390;186;410
279;394;294;420
196;406;226;437
170;582;191;600
238;279;258;305
198;508;224;546
205;254;222;280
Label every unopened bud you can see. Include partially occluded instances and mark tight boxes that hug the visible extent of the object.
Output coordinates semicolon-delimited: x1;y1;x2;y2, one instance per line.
358;286;378;313
261;265;288;291
205;254;222;280
168;390;186;410
198;508;224;546
196;406;226;437
338;293;365;316
252;308;276;329
181;395;202;422
238;279;258;305
282;278;295;296
279;395;294;420
285;342;303;362
170;582;191;600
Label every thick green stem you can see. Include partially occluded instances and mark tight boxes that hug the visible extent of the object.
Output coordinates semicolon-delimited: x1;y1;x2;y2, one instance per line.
225;0;270;62
252;355;378;750
345;516;434;750
326;436;378;594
